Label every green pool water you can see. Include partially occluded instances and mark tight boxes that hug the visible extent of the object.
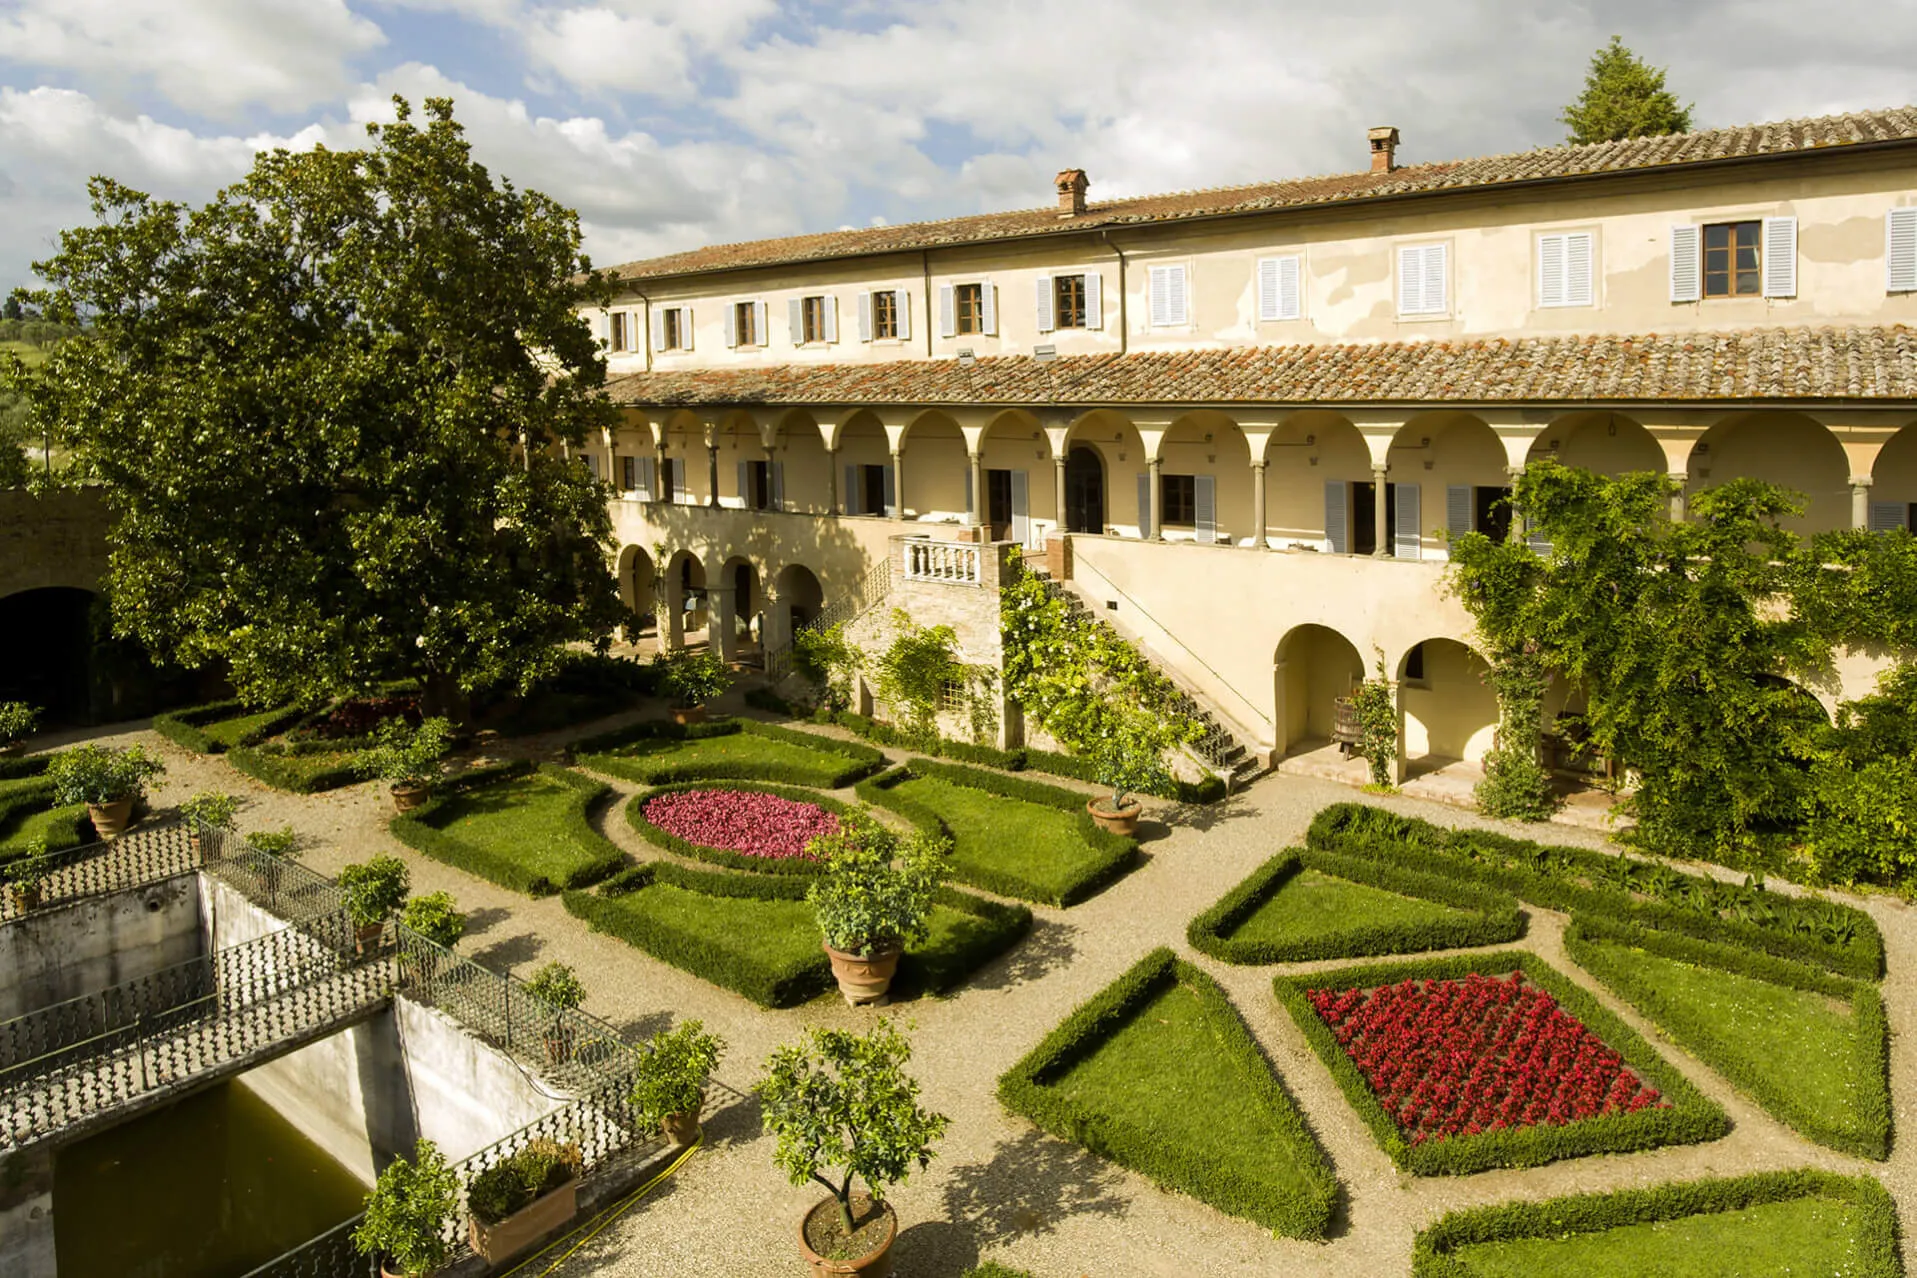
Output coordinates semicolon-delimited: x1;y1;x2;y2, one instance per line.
54;1079;368;1277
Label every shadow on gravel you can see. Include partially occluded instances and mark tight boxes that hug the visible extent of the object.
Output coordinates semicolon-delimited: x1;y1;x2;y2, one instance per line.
965;918;1079;992
468;931;546;971
698;1087;764;1149
460;906;513;938
940;1127;1128;1248
610;1010;673;1043
891;1220;982;1277
1156;792;1256;835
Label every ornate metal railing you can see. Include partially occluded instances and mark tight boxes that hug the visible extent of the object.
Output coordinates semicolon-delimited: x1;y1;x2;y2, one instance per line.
765;553;895;683
904;538;982;586
199;823;350;924
236;1212;374;1278
0;822;198;923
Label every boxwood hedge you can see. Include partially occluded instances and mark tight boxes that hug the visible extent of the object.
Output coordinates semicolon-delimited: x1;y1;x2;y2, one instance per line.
573;717;883;788
1564;913;1891;1160
153;699;304;754
1412;1169;1900;1278
225;740;370;794
624;781;858;876
997;946;1338;1239
1305;803;1883;979
1188;848;1524;964
390;763;623;896
1273;950;1729;1175
0;770;89;860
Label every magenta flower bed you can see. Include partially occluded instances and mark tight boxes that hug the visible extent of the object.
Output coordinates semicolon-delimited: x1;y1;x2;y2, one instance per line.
643;788;840;861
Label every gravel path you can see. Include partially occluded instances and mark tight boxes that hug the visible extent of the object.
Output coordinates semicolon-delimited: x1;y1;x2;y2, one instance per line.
45;701;1917;1278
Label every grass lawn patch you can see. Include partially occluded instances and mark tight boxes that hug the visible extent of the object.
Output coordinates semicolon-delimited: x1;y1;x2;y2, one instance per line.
999;947;1337;1239
1276;951;1727;1175
0;773;89;860
1565;915;1889;1160
225;742;367;793
574;717;882;789
153;698;303;754
1189;848;1522;963
199;705;303;750
562;864;1029;1008
857;762;1137;906
1413;1169;1898;1278
391;764;623;896
625;782;859;876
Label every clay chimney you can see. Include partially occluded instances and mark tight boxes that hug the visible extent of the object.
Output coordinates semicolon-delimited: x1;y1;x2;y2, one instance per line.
1055;168;1089;217
1368;126;1400;174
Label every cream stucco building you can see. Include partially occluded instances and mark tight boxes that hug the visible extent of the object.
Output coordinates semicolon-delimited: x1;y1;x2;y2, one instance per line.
576;107;1917;780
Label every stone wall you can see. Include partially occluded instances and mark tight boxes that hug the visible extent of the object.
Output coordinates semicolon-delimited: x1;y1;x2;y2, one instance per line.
0;490;108;601
0;874;203;1021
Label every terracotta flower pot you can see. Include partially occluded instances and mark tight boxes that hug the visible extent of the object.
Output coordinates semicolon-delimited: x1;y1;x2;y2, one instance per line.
1085;797;1142;837
468;1178;578;1266
822;940;902;1006
669;704;707;726
88;797;136;840
7;884;42;913
661;1108;702;1146
390;782;430;813
799;1196;897;1278
544;1024;575;1065
355;920;386;955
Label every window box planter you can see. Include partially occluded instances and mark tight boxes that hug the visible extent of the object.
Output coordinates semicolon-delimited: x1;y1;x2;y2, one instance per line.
822;940;901;1006
467;1178;577;1267
799;1195;897;1278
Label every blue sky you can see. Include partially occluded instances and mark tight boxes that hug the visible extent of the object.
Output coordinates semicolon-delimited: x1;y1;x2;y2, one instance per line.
3;0;1913;290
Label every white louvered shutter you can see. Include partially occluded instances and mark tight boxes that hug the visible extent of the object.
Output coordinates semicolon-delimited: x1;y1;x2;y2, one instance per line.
896;290;912;340
788;298;804;344
1400;246;1447;315
980;281;997;335
1324;482;1348;555
754;301;768;345
1010;470;1031;548
1447;485;1473;535
1538;235;1567;308
679;307;692;351
844;464;860;515
856;292;872;342
649;308;665;351
1564;232;1594;307
1194;475;1216;544
1887;209;1917;293
724;304;738;348
1670;226;1702;303
1393;483;1421;560
1763;217;1797;298
737;462;749;509
1148;265;1187;326
1035;277;1055;333
1257;257;1282;322
1136;473;1152;533
1870;502;1908;533
1083;272;1101;328
670;458;687;502
772;462;785;510
1424;245;1448;314
1277;255;1302;321
823;295;839;343
939;284;956;337
639;456;656;500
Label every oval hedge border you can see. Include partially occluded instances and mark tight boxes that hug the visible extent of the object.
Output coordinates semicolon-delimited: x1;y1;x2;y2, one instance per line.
572;716;884;789
625;781;860;877
391;762;624;897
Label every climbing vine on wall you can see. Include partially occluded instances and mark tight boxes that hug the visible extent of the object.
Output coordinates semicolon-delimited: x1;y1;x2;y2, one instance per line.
874;610;997;746
1351;657;1398;791
1474;645;1558;821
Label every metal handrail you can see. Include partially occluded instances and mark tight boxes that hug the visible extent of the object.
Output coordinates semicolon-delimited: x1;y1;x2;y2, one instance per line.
0;822;198;923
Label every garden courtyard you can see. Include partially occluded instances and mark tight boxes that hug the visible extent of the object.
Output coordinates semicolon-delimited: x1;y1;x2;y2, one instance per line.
23;687;1917;1278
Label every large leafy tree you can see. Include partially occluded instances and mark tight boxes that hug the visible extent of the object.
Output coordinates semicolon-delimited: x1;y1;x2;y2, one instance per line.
3;97;625;714
1560;36;1694;144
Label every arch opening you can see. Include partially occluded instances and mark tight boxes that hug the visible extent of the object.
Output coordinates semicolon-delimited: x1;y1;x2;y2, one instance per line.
1274;624;1364;756
1398;638;1497;769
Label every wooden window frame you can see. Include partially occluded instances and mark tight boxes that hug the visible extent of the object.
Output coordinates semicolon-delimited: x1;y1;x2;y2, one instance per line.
873;290;899;340
734;301;758;347
955;282;984;335
801;296;826;344
1160;473;1197;527
1702;220;1763;298
662;307;684;351
1053;274;1086;329
609;311;628;352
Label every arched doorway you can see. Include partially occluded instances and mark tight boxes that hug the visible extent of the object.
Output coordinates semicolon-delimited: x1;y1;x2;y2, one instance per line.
1274;624;1365;756
1064;446;1106;534
616;546;656;637
0;588;97;723
720;556;762;660
1399;638;1497;768
661;551;707;650
774;564;824;635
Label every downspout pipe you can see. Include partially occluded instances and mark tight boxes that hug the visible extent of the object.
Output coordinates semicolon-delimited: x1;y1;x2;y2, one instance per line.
1100;231;1128;354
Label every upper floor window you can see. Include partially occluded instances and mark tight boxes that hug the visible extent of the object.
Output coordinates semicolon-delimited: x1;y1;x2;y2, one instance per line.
1670;218;1795;302
938;281;995;337
609;311;630;351
1889;208;1917;293
857;289;911;342
956;283;985;334
1035;273;1101;332
1256;255;1302;322
1147;264;1189;327
653;305;691;352
873;290;898;339
1397;243;1449;316
1704;221;1761;297
727;300;764;348
789;294;838;344
1537;232;1595;308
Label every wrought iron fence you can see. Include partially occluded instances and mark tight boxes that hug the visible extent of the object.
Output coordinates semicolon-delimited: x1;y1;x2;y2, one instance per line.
0;822;199;923
237;1212;375;1278
199;822;352;925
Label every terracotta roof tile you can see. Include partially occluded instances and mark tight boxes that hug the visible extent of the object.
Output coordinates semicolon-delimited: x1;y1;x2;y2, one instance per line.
605;325;1917;407
608;107;1917;282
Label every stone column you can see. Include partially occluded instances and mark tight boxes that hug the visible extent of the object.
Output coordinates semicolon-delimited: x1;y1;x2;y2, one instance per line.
1371;462;1389;559
1053;455;1068;536
968;451;985;528
1667;471;1688;523
1146;456;1163;541
891;448;906;522
1852;475;1874;529
706;442;721;508
765;443;780;512
1505;464;1526;544
1250;460;1269;550
826;446;840;515
655;442;670;503
707;583;738;662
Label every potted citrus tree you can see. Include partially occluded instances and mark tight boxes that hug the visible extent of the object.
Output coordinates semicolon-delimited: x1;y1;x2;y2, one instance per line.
5;840;50;913
759;1020;948;1278
179;791;242;853
525;961;586;1064
357;716;454;812
340;855;409;952
352;1138;459;1278
0;702;40;757
47;743;165;839
631;1020;725;1146
400;890;465;984
1084;709;1173;837
659;648;730;726
245;826;301;893
465;1138;583;1266
806;819;944;1006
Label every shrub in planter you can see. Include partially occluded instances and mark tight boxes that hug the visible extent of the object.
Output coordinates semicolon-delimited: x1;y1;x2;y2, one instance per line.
179;791;242;844
340;855;410;949
358;717;455;810
758;1020;948;1276
5;840;51;912
806;818;946;1004
0;702;40;753
47;743;165;838
658;648;731;719
400;891;466;949
1084;709;1174;835
465;1138;584;1265
525;961;586;1063
632;1020;725;1145
352;1138;460;1278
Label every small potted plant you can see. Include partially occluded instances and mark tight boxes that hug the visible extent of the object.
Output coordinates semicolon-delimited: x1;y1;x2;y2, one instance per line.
246;825;301;892
340;855;410;953
0;702;40;757
631;1020;725;1146
659;648;730;725
806;819;944;1006
1083;711;1172;837
758;1020;948;1278
179;791;242;853
5;840;50;913
465;1138;583;1266
47;743;166;839
525;961;586;1064
352;1138;460;1278
400;890;465;984
358;716;455;812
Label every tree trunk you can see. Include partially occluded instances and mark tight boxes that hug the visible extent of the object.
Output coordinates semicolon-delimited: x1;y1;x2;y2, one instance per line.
420;671;472;725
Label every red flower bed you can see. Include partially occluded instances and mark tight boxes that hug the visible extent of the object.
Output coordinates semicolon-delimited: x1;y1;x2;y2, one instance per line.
1307;972;1664;1145
644;789;840;861
293;696;421;741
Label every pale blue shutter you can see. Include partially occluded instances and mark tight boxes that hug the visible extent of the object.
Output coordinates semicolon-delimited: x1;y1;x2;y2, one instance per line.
1136;473;1151;536
1870;502;1907;533
1446;484;1473;536
856;292;872;342
844;464;860;515
1393;483;1421;560
649;309;664;351
1010;470;1031;548
755;301;768;345
896;290;912;340
789;297;804;344
724;303;738;348
639;456;656;500
1194;475;1216;543
679;307;692;351
1083;272;1101;328
1670;226;1702;302
772;462;785;511
671;458;686;501
980;281;997;335
737;461;749;508
939;285;956;337
823;294;839;342
1324;481;1348;554
1035;277;1054;332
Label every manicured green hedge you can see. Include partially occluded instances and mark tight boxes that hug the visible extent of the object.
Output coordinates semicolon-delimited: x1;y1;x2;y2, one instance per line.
1305;803;1883;979
1274;950;1729;1175
390;763;622;896
563;864;1029;1007
573;716;883;788
0;772;89;860
857;762;1138;906
624;781;858;876
998;947;1337;1239
960;1266;1037;1278
1564;913;1890;1160
1412;1169;1900;1278
0;754;54;782
1188;848;1524;964
152;699;303;754
225;742;369;793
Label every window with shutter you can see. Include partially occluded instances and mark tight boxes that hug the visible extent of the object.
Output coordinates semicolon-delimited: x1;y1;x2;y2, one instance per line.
1762;217;1797;298
639;456;656;500
1670;225;1702;302
1538;236;1567;308
843;464;860;516
1082;272;1101;329
788;297;804;344
1446;485;1473;535
1702;221;1762;297
954;283;983;335
856;291;873;342
823;294;839;343
1257;257;1281;322
1193;475;1216;543
1423;245;1448;314
1870;502;1909;533
979;281;997;335
895;290;911;340
1257;255;1301;322
939;284;956;337
1393;483;1422;560
1398;245;1448;315
1324;482;1348;555
1035;277;1054;333
609;311;627;351
1565;232;1594;307
872;291;898;341
1888;209;1917;293
723;304;738;349
1053;275;1086;328
1148;264;1188;326
677;307;691;351
649;308;665;352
